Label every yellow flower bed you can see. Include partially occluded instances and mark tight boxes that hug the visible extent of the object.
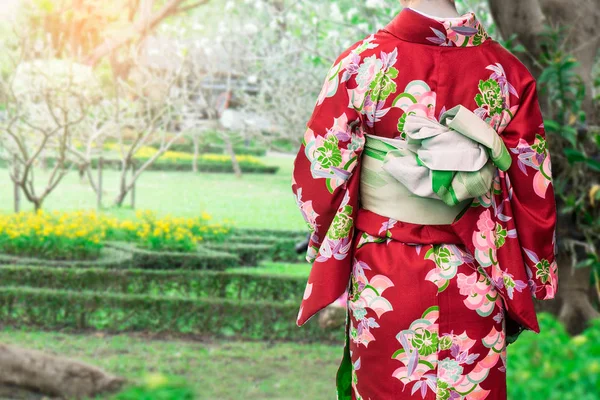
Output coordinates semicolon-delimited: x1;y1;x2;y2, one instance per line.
0;209;232;260
103;143;264;166
101;210;231;252
0;210;105;260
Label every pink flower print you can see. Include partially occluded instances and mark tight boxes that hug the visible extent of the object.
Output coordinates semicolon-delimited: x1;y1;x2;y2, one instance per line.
456;272;498;317
316;65;340;106
476;209;495;232
356;55;383;92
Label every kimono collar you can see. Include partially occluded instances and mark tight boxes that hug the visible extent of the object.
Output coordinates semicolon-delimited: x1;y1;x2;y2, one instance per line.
383;7;490;47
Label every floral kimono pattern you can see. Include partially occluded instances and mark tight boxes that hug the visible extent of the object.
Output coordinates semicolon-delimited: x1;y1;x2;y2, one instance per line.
292;8;557;400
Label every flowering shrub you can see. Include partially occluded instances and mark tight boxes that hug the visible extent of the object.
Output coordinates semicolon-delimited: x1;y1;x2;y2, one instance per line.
102;210;231;252
104;143;266;166
0;210;231;260
0;210;104;260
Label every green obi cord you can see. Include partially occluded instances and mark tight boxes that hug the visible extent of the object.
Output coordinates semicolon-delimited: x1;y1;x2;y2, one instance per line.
364;105;512;207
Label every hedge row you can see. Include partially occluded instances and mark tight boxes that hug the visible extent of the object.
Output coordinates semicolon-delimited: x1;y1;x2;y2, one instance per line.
150;142;267;157
106;241;238;270
0;287;342;342
0;246;132;269
229;236;304;262
0;157;280;174
89;158;279;174
203;243;272;266
233;228;308;238
0;266;305;302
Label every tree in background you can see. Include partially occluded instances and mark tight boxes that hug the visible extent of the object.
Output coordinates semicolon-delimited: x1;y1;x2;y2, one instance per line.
489;0;600;334
23;0;211;75
0;36;98;211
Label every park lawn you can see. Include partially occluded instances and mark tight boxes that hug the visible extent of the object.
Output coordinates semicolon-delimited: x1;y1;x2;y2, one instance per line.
228;261;311;277
0;328;342;400
0;154;306;231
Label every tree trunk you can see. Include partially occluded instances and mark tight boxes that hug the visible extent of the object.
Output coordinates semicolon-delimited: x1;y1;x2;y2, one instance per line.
222;134;242;178
489;0;600;334
0;343;124;399
192;133;200;173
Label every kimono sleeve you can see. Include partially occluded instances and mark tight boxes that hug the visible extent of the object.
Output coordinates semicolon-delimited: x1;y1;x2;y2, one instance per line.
291;51;365;264
502;79;558;300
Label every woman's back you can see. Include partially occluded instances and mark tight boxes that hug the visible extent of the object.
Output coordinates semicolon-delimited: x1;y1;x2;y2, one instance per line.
292;7;557;400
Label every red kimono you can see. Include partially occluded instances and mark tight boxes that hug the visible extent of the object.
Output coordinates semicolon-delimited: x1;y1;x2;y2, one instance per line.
292;8;557;400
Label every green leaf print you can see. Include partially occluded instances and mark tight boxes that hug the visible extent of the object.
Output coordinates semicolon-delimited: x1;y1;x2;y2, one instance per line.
328;205;354;240
494;223;508;248
532;134;547;154
435;246;452;266
475;79;504;116
410;329;439;356
437;381;452;400
439;335;453;351
315;136;342;169
472;23;488;46
535;259;551;284
369;67;398;101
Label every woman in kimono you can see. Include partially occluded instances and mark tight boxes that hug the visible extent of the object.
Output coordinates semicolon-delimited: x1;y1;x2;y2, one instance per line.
292;1;558;399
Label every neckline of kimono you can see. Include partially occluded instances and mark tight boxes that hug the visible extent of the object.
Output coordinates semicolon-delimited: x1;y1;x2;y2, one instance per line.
382;7;490;47
405;7;462;21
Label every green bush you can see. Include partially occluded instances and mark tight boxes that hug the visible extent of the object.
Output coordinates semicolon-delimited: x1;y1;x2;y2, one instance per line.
86;157;279;174
233;228;307;239
106;241;238;270
204;243;272;266
134;157;278;174
508;313;600;400
0;246;132;269
229;236;303;262
113;374;196;400
0;265;306;302
0;286;341;342
23;155;279;174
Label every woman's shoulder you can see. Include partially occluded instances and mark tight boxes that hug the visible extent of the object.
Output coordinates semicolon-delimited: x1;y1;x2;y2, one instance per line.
482;40;537;87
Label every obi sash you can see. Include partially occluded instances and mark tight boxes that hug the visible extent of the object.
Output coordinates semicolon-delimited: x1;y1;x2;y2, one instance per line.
361;105;512;220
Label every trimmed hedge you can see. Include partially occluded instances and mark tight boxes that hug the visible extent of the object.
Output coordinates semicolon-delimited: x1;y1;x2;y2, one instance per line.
203;243;271;266
0;156;280;174
201;144;267;157
106;241;238;270
234;228;308;238
88;158;279;174
151;142;267;157
0;266;305;302
229;236;304;262
0;287;343;342
0;246;132;269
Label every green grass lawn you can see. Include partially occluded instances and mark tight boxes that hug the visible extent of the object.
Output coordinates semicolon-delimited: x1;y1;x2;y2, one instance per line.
0;155;305;231
0;328;341;400
228;261;311;277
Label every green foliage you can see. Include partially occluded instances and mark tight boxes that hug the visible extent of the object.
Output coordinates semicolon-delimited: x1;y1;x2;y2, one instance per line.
113;374;196;400
204;242;272;266
0;286;341;342
0;265;306;302
508;313;600;400
106;241;238;271
230;235;305;262
10;155;280;174
537;25;600;290
234;228;307;238
499;33;527;55
0;210;105;260
0;245;132;269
